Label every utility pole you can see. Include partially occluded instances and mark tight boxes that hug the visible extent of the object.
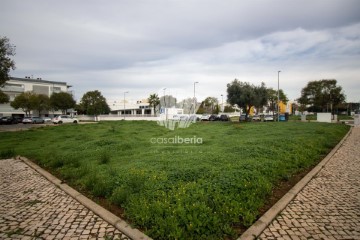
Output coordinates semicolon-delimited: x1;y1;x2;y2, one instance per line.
193;82;199;115
278;70;281;122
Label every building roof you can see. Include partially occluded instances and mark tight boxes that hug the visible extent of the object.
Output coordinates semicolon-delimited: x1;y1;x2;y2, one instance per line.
10;77;68;86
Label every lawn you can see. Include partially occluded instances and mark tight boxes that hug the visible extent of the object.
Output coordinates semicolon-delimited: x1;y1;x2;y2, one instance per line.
0;121;349;239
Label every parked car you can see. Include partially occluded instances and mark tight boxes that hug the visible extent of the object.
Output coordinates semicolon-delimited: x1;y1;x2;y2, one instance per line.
14;117;23;123
43;117;52;122
218;114;230;121
0;116;18;124
22;117;33;124
252;115;261;121
22;117;44;124
200;114;210;121
264;115;274;121
31;117;45;124
52;115;78;124
208;114;218;121
239;114;247;121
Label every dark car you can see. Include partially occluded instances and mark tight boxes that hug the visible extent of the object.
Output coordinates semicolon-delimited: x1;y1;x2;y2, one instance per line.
218;114;230;121
0;116;18;124
14;116;23;123
208;114;219;121
239;114;247;122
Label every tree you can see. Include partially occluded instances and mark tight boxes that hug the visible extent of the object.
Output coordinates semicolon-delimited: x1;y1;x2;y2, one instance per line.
176;97;199;114
224;105;236;112
50;92;76;114
148;93;160;115
0;91;9;103
10;91;36;116
298;79;345;113
227;79;267;120
30;94;50;116
0;36;16;103
160;95;177;108
79;90;110;116
267;88;288;116
199;97;219;114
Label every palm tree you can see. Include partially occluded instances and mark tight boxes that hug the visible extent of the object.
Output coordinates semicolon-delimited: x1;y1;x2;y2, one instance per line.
148;93;160;116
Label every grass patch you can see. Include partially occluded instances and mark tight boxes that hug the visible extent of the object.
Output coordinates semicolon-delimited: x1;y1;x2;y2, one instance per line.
0;148;16;159
0;121;349;239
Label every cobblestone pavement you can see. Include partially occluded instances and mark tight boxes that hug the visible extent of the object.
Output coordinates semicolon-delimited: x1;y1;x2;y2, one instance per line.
0;159;130;240
259;127;360;240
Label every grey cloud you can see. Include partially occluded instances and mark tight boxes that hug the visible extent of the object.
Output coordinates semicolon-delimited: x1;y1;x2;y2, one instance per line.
1;0;360;102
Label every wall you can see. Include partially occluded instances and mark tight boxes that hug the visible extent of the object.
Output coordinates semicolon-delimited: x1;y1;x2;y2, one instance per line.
317;113;332;123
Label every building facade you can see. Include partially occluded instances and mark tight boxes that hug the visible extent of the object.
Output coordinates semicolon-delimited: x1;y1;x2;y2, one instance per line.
0;77;72;117
107;99;154;116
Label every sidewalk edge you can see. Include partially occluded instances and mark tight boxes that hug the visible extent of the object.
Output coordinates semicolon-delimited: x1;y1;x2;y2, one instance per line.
238;126;353;240
18;156;152;240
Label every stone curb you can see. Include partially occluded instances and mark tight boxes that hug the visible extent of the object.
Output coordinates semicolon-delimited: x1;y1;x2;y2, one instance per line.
17;156;152;240
238;126;353;240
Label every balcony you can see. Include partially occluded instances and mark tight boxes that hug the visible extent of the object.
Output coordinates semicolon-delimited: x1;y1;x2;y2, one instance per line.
1;85;25;93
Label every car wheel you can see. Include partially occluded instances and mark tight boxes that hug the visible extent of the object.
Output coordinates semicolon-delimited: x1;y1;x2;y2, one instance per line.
58;121;63;124
73;120;78;124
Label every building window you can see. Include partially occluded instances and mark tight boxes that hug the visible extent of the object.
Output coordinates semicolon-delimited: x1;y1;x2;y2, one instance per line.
52;87;61;93
33;85;50;96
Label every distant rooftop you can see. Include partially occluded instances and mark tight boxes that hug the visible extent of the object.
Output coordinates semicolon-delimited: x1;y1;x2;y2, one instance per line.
10;77;68;86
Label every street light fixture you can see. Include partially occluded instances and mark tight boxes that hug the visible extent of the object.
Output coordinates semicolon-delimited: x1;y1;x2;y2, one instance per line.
277;71;281;122
194;82;199;115
124;91;129;120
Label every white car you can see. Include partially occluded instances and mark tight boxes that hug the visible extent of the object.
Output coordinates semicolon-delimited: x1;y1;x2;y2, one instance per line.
200;114;210;121
264;115;274;122
52;115;78;124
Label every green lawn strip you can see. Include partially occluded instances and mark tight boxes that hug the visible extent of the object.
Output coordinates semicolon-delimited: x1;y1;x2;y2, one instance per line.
0;121;349;239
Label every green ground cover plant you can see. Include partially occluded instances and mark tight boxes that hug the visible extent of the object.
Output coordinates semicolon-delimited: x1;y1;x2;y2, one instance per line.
0;121;349;239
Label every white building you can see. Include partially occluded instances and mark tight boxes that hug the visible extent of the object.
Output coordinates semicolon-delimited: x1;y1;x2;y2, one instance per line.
107;99;154;116
0;76;72;117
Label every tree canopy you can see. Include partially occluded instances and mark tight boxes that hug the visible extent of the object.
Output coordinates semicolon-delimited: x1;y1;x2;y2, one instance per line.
298;79;345;113
11;92;52;116
0;90;9;103
79;90;110;115
0;36;16;86
30;94;50;116
198;97;219;114
267;88;288;115
50;92;76;114
148;93;160;115
10;91;36;116
227;79;267;119
0;36;16;103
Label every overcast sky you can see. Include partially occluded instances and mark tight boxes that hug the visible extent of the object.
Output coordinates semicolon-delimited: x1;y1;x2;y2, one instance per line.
1;0;360;103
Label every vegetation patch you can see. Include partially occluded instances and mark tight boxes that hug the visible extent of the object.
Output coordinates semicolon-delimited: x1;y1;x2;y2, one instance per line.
0;121;349;239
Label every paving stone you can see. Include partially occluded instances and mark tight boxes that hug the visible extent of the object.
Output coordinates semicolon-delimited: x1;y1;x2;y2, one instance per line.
259;127;360;239
0;159;131;239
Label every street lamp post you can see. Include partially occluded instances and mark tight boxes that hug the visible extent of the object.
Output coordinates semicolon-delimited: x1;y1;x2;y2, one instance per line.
193;82;199;115
163;88;166;107
163;88;167;120
277;71;281;122
123;91;129;120
221;94;224;113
